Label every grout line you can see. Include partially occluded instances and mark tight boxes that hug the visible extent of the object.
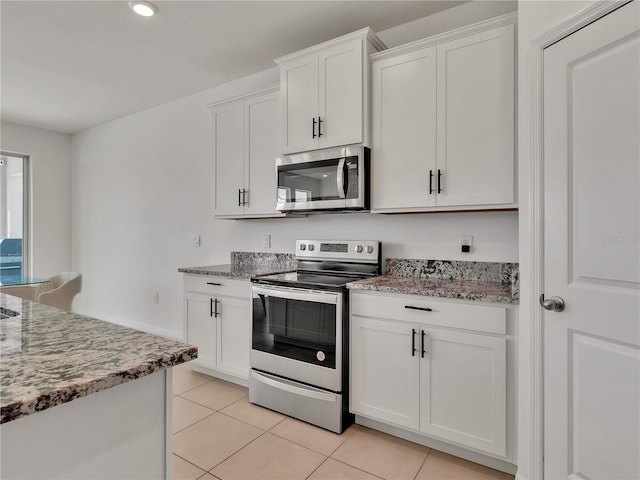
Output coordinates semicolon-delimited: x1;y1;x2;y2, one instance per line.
327;458;387;480
412;449;431;480
171;410;217;435
205;429;272;475
172;453;208;477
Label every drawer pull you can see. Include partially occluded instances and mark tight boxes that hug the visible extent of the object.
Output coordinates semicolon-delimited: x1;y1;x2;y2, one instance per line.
206;282;222;286
421;330;427;358
405;305;432;312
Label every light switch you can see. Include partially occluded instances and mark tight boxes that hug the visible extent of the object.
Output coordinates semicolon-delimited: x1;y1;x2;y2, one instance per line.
263;234;271;248
192;234;200;247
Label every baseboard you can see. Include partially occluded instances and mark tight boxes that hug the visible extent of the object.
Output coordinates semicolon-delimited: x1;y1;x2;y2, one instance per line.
355;415;517;475
515;473;529;480
73;308;183;341
191;364;249;388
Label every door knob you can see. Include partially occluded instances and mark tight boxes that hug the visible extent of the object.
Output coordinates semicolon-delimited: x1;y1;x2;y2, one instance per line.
540;294;565;312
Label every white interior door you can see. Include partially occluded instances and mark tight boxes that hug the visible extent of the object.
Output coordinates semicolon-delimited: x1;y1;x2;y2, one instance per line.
543;3;640;479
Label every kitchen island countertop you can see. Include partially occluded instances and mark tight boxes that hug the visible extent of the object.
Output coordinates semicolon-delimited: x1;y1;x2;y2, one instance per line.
0;293;197;424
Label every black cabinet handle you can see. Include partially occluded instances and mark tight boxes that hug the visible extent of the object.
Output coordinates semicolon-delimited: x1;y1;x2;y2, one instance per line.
238;188;242;206
214;299;220;317
210;298;214;317
411;328;417;357
242;189;248;206
206;282;222;286
404;305;432;312
421;330;426;358
429;170;434;195
437;169;442;194
312;118;317;138
318;117;323;137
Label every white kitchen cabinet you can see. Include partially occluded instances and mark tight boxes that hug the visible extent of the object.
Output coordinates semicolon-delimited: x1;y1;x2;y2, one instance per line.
371;15;516;212
277;29;385;154
211;85;283;218
350;291;507;458
183;275;250;384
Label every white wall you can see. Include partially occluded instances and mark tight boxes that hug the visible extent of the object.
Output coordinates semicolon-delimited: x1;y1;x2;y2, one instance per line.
516;2;597;479
70;1;519;340
1;121;72;277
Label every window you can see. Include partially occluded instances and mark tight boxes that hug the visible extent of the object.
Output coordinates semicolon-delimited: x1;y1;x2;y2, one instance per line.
0;152;30;284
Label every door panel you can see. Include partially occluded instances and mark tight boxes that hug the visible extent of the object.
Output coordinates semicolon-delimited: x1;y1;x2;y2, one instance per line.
371;47;437;210
281;55;318;154
350;316;420;429
186;293;216;369
543;3;640;478
246;91;280;216
420;328;506;457
216;296;250;378
319;39;363;148
436;25;514;206
213;102;245;216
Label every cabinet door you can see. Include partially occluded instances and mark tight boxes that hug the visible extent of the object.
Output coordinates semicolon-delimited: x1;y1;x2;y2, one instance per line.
419;328;507;457
350;316;420;429
185;292;217;370
213;101;245;216
281;53;319;154
319;38;363;149
216;296;250;379
245;91;280;216
436;25;515;206
371;47;437;210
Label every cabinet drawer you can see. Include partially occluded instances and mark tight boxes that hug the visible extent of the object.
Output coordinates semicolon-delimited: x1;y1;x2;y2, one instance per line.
183;275;249;298
351;291;505;335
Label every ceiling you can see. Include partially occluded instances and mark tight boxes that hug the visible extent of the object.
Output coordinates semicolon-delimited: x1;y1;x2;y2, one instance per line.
1;0;467;134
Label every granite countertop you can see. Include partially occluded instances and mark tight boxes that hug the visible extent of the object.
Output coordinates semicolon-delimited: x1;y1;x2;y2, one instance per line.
347;275;518;304
178;264;294;279
0;293;197;424
179;252;296;279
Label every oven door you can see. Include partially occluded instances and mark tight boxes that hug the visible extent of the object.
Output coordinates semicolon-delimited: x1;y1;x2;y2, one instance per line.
250;284;343;392
275;145;366;212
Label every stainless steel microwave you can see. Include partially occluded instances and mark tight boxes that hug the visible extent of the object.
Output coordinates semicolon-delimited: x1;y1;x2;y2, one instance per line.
275;144;369;213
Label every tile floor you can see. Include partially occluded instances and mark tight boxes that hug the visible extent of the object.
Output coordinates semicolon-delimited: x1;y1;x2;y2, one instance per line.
172;363;515;480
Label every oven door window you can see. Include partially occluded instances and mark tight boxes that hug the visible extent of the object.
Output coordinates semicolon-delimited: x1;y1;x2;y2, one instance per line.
252;292;337;369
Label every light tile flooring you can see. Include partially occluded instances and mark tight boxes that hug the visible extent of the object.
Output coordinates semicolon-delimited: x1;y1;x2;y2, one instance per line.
172;364;515;480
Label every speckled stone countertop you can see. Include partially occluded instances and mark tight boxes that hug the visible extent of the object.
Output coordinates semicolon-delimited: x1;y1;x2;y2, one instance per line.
347;276;517;304
0;293;197;424
179;252;296;279
347;258;519;305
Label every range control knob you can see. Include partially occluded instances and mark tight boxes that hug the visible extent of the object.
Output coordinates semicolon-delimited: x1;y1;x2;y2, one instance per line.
300;244;306;251
366;245;374;254
355;245;364;253
308;244;315;251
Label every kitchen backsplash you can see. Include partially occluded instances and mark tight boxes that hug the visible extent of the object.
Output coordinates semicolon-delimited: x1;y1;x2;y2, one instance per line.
386;258;519;292
231;251;296;269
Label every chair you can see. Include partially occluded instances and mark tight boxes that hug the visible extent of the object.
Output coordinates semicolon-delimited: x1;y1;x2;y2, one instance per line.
38;272;82;311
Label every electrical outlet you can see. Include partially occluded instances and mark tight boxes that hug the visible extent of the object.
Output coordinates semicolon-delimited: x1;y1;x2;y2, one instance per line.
191;234;200;247
263;234;271;249
459;235;473;253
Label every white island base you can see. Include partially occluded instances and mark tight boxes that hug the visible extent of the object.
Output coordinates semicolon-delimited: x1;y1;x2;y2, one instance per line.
0;369;172;479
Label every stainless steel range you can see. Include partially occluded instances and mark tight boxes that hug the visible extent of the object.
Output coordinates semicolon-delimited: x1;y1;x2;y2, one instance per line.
249;240;381;433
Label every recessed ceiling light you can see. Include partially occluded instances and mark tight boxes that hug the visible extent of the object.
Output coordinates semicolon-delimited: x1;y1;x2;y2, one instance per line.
129;1;158;17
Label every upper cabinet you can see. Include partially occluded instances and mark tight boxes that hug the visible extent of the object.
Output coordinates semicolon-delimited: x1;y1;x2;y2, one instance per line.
211;85;283;218
276;28;386;154
371;15;517;213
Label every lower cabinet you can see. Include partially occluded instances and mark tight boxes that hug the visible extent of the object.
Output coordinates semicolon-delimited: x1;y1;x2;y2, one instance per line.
183;276;250;383
350;291;508;458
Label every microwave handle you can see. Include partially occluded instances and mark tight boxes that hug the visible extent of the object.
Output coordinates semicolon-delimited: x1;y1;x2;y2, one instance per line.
336;158;346;199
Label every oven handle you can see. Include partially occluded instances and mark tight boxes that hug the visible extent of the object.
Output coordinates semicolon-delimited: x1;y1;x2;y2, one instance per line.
251;285;339;305
251;371;337;403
